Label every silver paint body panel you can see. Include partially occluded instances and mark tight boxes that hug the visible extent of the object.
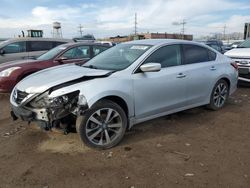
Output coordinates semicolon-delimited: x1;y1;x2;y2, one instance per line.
10;39;238;127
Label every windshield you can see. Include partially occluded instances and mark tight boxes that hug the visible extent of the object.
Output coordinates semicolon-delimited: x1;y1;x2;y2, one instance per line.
83;43;152;70
37;45;67;60
238;39;249;48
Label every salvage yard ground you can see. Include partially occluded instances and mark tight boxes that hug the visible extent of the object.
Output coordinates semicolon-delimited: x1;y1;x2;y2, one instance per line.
0;88;249;188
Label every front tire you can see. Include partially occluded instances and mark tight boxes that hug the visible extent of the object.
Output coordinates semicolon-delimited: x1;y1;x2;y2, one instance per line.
207;79;229;110
76;100;127;149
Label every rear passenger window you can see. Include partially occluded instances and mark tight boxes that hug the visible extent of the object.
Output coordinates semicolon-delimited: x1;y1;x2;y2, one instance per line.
183;45;209;64
144;45;182;68
29;41;53;51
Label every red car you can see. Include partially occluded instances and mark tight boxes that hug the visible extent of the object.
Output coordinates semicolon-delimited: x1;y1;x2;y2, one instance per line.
0;42;110;93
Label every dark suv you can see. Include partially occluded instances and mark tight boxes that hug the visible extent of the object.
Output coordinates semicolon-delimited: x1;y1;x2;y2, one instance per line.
0;42;110;93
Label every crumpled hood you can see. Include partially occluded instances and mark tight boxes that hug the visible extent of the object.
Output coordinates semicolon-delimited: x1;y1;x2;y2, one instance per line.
16;64;112;94
0;59;41;71
225;48;250;59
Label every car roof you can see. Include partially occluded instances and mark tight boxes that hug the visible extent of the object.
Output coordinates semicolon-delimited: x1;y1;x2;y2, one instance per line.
124;39;198;46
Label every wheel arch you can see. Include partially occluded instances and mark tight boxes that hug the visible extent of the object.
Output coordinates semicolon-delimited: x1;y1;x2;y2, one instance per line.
216;76;231;92
221;77;230;89
94;95;129;118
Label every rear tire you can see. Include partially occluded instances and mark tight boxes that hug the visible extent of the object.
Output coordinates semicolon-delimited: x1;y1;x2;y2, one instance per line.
207;79;229;110
76;100;127;149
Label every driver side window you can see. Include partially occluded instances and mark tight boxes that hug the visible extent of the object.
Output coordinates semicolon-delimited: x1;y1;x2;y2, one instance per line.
144;45;182;68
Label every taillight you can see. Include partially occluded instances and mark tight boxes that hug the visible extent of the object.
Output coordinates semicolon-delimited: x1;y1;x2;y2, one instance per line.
230;62;238;71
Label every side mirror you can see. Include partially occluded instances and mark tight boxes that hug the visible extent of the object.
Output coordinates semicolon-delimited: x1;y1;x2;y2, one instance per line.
140;63;161;72
55;56;68;63
0;49;5;55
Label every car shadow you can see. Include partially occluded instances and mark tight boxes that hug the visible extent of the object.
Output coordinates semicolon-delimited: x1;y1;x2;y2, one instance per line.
119;97;241;147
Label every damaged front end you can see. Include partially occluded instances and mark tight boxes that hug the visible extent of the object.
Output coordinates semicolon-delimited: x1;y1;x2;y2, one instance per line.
10;88;88;132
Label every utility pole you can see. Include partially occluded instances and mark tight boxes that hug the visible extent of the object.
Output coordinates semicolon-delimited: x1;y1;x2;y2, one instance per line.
180;19;187;40
223;25;226;40
134;13;137;36
172;19;187;40
78;24;84;37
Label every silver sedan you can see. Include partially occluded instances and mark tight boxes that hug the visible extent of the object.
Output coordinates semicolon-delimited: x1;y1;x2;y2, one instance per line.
10;39;238;149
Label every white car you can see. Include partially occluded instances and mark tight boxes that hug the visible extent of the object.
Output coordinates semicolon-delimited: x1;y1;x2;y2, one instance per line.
225;39;250;83
10;39;238;149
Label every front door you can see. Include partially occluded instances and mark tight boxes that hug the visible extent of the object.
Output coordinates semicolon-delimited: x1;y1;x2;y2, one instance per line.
133;44;187;120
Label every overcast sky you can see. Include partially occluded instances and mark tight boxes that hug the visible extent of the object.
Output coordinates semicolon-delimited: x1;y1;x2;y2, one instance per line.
0;0;250;39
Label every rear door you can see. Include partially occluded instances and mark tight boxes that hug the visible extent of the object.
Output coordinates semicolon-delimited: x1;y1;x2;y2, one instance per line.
133;44;187;120
182;44;219;105
0;41;27;63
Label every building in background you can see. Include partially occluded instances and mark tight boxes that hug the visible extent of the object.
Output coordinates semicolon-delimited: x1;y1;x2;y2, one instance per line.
143;32;193;40
27;30;43;38
105;32;193;43
244;23;250;40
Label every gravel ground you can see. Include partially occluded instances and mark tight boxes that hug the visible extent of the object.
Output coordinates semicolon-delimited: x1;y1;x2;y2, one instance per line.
0;88;249;188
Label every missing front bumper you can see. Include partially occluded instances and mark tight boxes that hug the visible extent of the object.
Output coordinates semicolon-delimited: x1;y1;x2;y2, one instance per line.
11;105;35;121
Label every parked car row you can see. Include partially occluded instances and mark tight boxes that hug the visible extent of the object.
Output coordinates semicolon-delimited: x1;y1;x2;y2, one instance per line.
0;42;110;93
197;40;225;54
9;39;238;149
225;38;250;84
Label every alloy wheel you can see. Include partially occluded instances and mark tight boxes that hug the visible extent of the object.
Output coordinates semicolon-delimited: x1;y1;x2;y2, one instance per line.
85;108;123;146
213;82;228;108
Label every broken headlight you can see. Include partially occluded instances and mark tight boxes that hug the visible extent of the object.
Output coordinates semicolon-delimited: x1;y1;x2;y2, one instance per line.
30;91;79;108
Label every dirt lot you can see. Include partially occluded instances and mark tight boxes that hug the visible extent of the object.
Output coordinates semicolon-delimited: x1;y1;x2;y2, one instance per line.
0;88;249;188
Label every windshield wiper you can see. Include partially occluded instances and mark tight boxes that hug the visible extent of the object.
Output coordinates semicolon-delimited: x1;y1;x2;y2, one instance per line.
82;65;99;69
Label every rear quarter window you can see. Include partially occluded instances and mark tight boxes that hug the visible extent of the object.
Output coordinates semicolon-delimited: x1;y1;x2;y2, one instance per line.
207;49;217;61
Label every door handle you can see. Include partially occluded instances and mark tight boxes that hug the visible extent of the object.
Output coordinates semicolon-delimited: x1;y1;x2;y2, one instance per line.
210;66;216;71
176;73;186;78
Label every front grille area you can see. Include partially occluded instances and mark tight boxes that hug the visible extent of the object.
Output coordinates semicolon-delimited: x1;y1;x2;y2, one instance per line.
15;90;29;104
239;74;250;79
231;58;250;65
